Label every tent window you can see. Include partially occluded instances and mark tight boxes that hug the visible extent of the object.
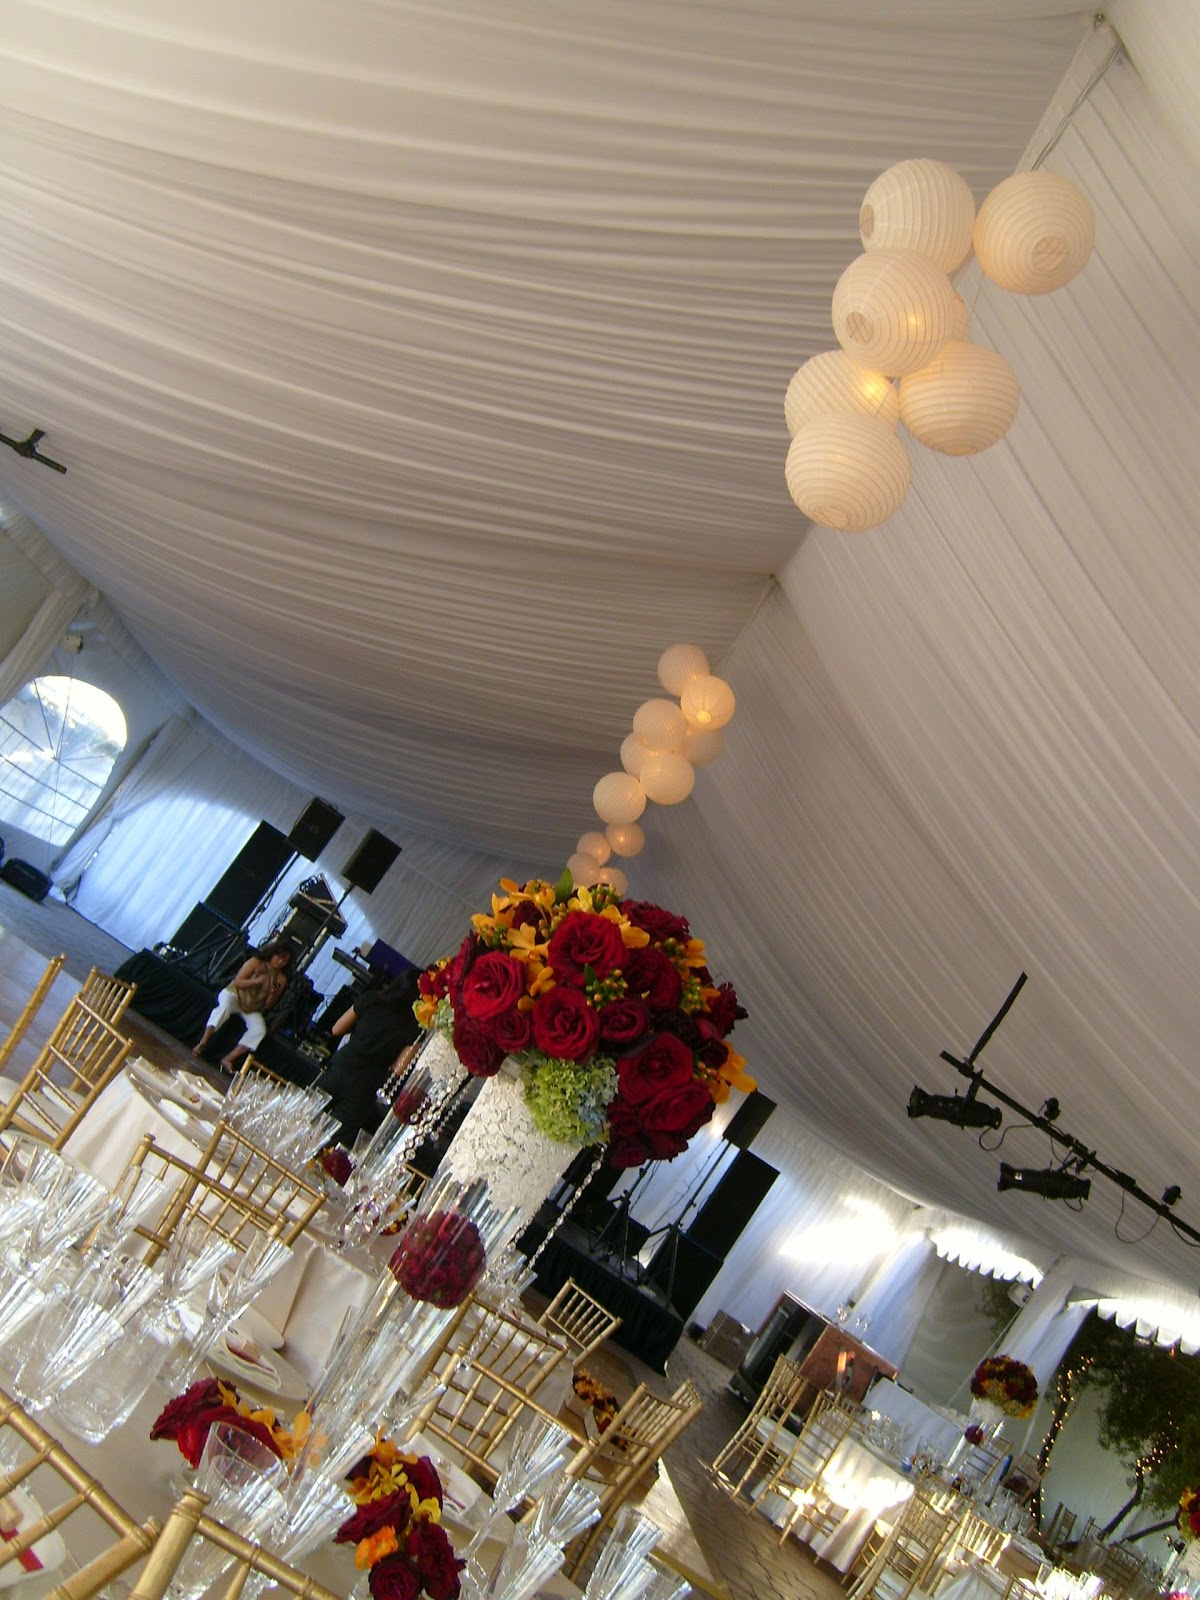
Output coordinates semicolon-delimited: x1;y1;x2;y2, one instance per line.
0;676;127;846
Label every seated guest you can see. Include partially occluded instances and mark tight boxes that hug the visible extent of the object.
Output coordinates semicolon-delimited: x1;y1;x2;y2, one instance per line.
192;938;294;1071
320;969;421;1145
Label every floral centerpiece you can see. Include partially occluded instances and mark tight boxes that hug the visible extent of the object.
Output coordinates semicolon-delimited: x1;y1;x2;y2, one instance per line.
336;1436;463;1600
1178;1489;1200;1544
150;1377;310;1468
571;1372;622;1442
970;1354;1039;1419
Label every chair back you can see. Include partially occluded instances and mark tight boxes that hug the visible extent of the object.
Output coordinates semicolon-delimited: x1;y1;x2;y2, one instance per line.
849;1486;959;1600
0;951;66;1073
709;1352;810;1501
0;1385;160;1599
537;1277;623;1362
1095;1543;1146;1600
124;1122;325;1263
77;966;138;1025
0;995;133;1148
1001;1450;1044;1505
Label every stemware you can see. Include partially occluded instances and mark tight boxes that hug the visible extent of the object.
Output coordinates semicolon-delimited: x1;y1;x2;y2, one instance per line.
530;1478;601;1548
165;1423;287;1600
465;1416;573;1559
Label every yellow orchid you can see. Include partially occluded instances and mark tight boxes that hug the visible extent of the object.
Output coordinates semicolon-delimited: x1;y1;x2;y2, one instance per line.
620;923;651;949
471;912;501;935
682;938;709;968
720;1049;756;1094
508;923;548;962
529;964;557;997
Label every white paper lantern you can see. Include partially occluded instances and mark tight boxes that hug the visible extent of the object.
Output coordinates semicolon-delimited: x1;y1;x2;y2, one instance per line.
948;291;970;341
619;732;648;778
859;159;976;274
657;643;710;696
640;751;696;805
595;864;628;895
567;851;602;886
832;249;958;377
899;340;1020;456
785;413;912;532
973;171;1095;295
577;830;612;866
593;771;646;825
606;821;645;858
784;351;899;437
684;725;725;767
679;674;736;731
633;698;688;753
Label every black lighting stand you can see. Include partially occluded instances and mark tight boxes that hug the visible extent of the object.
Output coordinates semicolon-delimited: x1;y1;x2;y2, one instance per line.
635;1139;734;1311
588;1163;656;1270
160;903;249;986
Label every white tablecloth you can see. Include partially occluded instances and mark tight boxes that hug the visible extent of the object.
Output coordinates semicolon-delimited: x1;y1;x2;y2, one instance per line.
758;1430;914;1570
865;1379;967;1459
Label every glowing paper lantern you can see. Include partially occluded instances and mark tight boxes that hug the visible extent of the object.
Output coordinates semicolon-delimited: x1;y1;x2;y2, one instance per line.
620;732;648;778
606;821;645;858
593;771;646;825
899;340;1020;456
679;674;736;731
785;414;911;532
567;851;602;886
633;698;687;753
859;159;976;274
657;643;710;696
973;172;1095;295
684;725;725;767
577;830;612;866
640;751;695;805
596;864;628;895
784;351;899;437
832;250;958;376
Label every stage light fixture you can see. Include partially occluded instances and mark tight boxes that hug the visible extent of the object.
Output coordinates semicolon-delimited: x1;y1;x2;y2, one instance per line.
1163;1185;1182;1208
908;1086;1002;1131
997;1163;1091;1202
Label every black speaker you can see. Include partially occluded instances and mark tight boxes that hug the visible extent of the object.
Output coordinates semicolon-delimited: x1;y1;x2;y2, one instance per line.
289;799;344;861
686;1149;779;1258
343;830;401;894
723;1091;776;1150
206;822;294;925
646;1233;724;1318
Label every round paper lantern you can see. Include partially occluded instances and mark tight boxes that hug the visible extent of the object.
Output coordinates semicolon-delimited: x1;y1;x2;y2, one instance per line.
680;674;736;731
577;830;612;866
633;698;688;753
640;751;696;805
619;732;648;778
899;340;1020;456
593;771;646;825
948;291;970;341
973;172;1095;295
832;250;958;376
606;821;645;858
595;864;628;895
684;725;725;767
784;351;899;437
859;159;976;274
567;851;602;886
785;414;911;531
657;643;710;696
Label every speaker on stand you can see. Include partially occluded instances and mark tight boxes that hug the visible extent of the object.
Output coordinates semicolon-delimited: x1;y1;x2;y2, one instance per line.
288;799;344;862
342;831;401;895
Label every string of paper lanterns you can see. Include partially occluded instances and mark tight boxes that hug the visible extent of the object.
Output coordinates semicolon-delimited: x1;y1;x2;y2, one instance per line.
785;158;1095;532
565;643;737;892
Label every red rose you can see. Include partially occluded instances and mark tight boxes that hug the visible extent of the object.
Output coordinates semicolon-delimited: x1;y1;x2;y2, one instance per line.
336;1492;411;1545
507;901;544;934
547;911;625;983
490;1006;533;1055
617;1034;694;1106
393;1086;428;1123
448;933;482;1004
620;901;690;944
705;982;744;1037
461;951;526;1023
532;986;599;1062
451;1015;503;1077
694;1017;730;1070
597;996;650;1047
606;1096;655;1170
1190;1510;1200;1535
389;1211;487;1307
320;1147;353;1186
623;947;683;1011
369;1555;422;1600
407;1518;464;1600
641;1079;715;1144
403;1455;444;1509
418;963;450;1001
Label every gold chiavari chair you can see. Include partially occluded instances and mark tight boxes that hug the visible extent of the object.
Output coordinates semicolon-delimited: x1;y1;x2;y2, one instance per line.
564;1378;704;1578
230;1054;293;1091
426;1302;572;1478
952;1433;1006;1493
76;966;138;1026
999;1451;1044;1507
0;951;66;1077
1093;1543;1147;1600
709;1353;810;1508
931;1501;1004;1590
760;1387;859;1545
128;1489;342;1600
536;1277;623;1364
846;1487;960;1600
122;1123;326;1264
0;1386;161;1600
1041;1502;1077;1564
0;994;133;1150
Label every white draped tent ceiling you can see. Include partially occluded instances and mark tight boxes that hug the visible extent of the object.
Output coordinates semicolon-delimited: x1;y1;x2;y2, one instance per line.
3;1;1200;1292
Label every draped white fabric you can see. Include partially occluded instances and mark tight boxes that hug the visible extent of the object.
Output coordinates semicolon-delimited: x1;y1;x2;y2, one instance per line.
1000;1257;1090;1387
0;584;88;707
845;1232;944;1368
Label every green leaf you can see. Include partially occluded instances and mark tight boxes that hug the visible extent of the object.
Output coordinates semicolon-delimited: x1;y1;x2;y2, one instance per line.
555;868;574;901
583;963;597;987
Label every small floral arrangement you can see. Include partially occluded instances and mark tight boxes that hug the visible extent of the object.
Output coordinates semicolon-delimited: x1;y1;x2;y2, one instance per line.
150;1378;310;1469
388;1210;487;1308
1178;1489;1200;1543
962;1421;987;1446
414;876;752;1170
336;1436;464;1600
320;1146;354;1186
970;1354;1039;1418
572;1372;623;1442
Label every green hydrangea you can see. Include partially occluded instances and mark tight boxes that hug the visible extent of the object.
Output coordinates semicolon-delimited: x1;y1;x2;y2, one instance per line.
433;996;455;1036
522;1053;618;1146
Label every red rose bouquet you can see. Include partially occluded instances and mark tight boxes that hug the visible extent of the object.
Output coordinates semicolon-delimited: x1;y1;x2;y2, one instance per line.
388;1210;487;1308
320;1147;354;1187
150;1377;310;1468
337;1436;464;1600
1178;1489;1200;1543
970;1355;1039;1418
413;875;753;1169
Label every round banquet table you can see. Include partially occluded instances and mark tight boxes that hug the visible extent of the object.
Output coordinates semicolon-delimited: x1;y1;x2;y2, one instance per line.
757;1431;914;1570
